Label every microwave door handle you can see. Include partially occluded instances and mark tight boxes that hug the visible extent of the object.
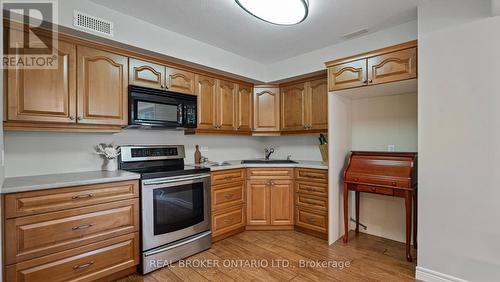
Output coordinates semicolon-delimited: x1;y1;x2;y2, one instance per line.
177;104;183;126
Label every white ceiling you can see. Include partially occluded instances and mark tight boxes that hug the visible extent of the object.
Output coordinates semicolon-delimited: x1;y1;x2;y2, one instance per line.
89;0;418;63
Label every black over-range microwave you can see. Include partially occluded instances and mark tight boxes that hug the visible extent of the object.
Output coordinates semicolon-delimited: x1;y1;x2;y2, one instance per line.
129;86;197;128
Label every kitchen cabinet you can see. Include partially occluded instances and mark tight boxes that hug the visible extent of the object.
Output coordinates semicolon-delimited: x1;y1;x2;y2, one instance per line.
326;41;417;91
281;82;307;131
253;86;280;132
77;45;128;126
3;180;140;280
235;84;253;132
196;75;217;130
129;58;195;95
211;169;246;241
308;78;329;130
216;80;236;131
246;168;294;228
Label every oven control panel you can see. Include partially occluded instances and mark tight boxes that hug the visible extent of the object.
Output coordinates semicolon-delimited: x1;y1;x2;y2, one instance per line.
120;145;185;162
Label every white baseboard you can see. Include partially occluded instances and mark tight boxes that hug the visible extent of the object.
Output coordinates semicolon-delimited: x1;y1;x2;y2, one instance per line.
416;267;469;282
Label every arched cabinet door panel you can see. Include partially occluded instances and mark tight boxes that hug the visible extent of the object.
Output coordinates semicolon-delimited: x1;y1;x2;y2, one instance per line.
196;75;217;129
216;80;236;131
367;47;417;85
167;68;195;95
308;78;328;130
253;87;280;132
77;46;128;125
236;84;253;132
129;58;165;90
281;83;306;131
328;59;367;91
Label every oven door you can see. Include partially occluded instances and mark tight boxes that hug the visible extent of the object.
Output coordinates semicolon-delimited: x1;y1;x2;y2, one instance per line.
141;174;211;251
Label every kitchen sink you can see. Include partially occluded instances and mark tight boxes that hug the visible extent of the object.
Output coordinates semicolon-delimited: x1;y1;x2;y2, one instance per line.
241;159;298;164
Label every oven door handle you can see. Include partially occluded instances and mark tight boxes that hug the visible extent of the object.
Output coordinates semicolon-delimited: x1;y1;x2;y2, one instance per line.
142;173;210;186
143;231;212;257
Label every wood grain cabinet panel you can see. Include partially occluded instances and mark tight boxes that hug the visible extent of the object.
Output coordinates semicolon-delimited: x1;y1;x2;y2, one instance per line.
296;207;328;234
281;83;306;131
269;180;294;225
129;58;165;89
216;80;236;131
296;193;328;211
367;47;417;85
212;182;245;211
5;199;139;264
328;59;367;91
196;75;217;130
247;168;294;180
253;87;280;132
5;233;139;282
295;181;328;198
246;180;269;225
166;68;195;95
6;29;77;124
295;168;328;183
211;169;245;186
235;84;253;132
212;205;245;238
77;46;128;125
4;180;139;218
308;78;328;130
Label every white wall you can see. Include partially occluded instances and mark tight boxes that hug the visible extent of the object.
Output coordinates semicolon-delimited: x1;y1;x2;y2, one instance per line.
417;0;500;281
350;93;418;243
262;136;323;161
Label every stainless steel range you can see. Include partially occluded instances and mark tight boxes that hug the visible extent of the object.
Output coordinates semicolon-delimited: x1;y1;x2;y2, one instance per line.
119;145;211;274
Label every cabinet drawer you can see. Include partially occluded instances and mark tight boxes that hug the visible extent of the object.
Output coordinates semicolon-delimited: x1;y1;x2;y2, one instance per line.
295;207;327;234
295;181;327;197
295;168;328;183
345;174;410;188
5;180;139;218
5;232;139;282
212;182;245;211
356;185;394;196
211;169;245;186
212;205;245;237
247;168;293;180
296;193;328;211
5;199;139;265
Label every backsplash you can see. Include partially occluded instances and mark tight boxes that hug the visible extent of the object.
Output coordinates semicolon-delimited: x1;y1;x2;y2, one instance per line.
4;130;322;177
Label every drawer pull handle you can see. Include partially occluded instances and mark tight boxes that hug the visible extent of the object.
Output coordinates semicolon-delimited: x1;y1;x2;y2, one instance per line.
391;181;397;186
371;187;376;192
73;261;95;270
223;218;234;224
72;224;94;230
307;217;316;223
224;193;234;199
224;176;234;181
72;193;95;200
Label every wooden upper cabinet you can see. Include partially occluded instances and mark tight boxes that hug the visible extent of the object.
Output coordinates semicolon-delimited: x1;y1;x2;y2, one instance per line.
6;35;77;124
77;46;128;125
253;87;280;132
281;83;306;131
328;59;367;91
129;58;165;89
247;181;269;225
235;84;253;132
216;80;236;131
367;47;417;85
308;78;328;130
166;68;195;95
269;180;294;225
196;75;217;130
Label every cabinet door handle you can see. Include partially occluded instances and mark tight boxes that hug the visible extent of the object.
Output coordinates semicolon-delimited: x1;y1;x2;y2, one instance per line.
69;116;75;120
77;116;83;121
307;217;316;223
224;193;234;199
368;79;373;83
224;176;234;181
72;224;94;230
363;80;368;84
73;261;95;270
72;193;95;200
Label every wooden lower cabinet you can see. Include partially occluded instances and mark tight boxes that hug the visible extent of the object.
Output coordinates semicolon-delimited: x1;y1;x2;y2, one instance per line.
3;180;140;281
295;207;328;235
5;233;139;282
212;205;246;241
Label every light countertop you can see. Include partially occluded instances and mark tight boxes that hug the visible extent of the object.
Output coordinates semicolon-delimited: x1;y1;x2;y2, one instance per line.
191;160;328;171
2;170;141;194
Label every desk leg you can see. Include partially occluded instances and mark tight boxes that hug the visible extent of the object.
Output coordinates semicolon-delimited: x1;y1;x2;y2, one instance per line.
405;191;413;262
413;189;418;249
343;183;349;243
355;191;360;234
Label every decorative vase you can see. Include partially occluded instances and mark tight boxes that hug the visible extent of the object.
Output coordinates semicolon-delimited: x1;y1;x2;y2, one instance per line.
102;158;118;171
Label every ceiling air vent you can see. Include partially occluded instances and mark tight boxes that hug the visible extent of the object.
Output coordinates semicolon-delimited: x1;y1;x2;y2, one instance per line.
341;29;369;40
73;11;114;36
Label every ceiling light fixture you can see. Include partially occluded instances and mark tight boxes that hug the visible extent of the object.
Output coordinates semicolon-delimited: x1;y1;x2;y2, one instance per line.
235;0;309;26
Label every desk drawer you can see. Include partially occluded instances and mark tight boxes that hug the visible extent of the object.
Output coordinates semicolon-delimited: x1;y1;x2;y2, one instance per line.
345;174;409;188
212;182;245;211
5;199;139;264
356;185;394;196
295;168;328;183
211;169;245;186
212;205;245;237
247;168;293;180
295;207;327;234
296;193;327;211
5;180;139;218
5;233;139;282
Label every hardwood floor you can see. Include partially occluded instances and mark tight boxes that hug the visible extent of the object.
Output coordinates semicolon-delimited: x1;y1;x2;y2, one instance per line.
117;231;416;281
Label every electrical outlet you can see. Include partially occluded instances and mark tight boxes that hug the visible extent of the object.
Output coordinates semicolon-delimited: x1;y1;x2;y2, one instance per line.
200;146;209;152
387;145;396;152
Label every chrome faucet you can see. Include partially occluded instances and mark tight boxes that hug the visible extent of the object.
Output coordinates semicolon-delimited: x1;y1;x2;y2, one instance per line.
264;147;275;160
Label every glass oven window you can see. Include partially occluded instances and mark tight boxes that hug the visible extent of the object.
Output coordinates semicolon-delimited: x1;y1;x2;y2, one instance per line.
153;182;204;235
137;101;178;122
